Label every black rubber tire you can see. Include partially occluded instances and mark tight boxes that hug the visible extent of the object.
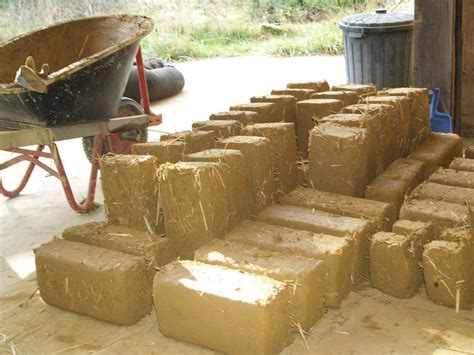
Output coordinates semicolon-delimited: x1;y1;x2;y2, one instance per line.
124;65;185;102
82;97;147;163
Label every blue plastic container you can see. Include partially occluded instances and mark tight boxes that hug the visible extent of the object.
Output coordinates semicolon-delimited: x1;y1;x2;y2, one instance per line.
430;87;453;133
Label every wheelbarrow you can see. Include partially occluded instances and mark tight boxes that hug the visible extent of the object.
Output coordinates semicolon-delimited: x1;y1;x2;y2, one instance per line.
0;15;161;212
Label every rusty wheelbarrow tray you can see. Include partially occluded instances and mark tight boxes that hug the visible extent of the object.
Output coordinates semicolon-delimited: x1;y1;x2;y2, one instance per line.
0;15;161;212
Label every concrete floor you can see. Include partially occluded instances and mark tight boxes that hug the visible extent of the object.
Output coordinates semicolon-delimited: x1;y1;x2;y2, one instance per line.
0;55;346;291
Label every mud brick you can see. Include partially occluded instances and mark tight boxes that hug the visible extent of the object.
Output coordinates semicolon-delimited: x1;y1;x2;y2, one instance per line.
439;226;472;243
392;219;435;275
423;241;473;309
100;154;158;233
259;204;372;284
365;177;409;220
281;186;395;232
370;232;422;298
192;120;241;139
216;136;275;217
399;198;470;237
380;158;426;192
465;145;474;159
226;220;353;307
412;181;474;206
287;80;330;92
296;99;344;156
210;110;258;125
184;149;249;231
271;88;315;102
195;240;325;331
35;239;151;325
160;130;215;154
357;100;400;163
230;102;277;123
450;157;474;172
408;133;463;177
157;162;228;259
392;219;434;248
132;141;184;164
153;260;292;354
331;84;376;97
63;222;177;275
342;103;394;174
311;90;359;106
365;158;426;219
379;87;430;149
320;113;373;182
309;122;369;197
364;95;410;156
429;168;474;189
241;123;297;196
251;95;297;123
319;113;363;127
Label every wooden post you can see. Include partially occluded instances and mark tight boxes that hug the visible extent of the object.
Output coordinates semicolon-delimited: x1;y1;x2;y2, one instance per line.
413;0;455;115
453;0;463;133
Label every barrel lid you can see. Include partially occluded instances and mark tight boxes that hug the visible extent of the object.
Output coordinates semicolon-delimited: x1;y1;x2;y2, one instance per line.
339;9;414;34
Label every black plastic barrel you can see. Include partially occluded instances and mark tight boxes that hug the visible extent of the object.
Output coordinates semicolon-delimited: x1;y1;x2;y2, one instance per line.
339;9;414;90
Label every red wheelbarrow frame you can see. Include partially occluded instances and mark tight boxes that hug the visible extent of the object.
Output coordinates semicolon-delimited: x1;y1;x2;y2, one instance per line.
0;47;162;212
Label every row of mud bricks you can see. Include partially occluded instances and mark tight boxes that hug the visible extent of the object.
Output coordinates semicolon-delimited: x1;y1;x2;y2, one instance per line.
35;81;473;354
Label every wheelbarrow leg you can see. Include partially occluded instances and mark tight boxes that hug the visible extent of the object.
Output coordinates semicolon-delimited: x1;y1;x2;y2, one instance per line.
0;145;45;197
135;47;152;115
49;135;104;212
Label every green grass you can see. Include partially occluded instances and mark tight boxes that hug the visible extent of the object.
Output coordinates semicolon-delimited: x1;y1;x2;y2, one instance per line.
0;0;382;61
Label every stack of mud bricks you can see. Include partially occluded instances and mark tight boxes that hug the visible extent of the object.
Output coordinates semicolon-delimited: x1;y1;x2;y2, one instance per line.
151;103;300;262
33;80;470;355
308;120;369;197
258;186;396;285
136;81;306;263
370;221;473;309
131;129;217;164
369;152;473;309
34;124;251;325
420;157;474;311
364;158;426;219
378;87;431;151
296;98;344;157
35;154;180;325
155;221;348;353
370;220;433;298
155;180;401;353
229;102;279;123
215;136;276;217
240;123;298;198
365;133;463;218
300;84;379;197
156;161;229;259
305;86;441;202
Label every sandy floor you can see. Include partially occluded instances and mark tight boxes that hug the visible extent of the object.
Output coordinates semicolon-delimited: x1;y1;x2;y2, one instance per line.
0;278;472;354
1;55;473;354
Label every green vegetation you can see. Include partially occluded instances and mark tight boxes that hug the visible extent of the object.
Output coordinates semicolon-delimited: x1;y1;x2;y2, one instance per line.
0;0;383;61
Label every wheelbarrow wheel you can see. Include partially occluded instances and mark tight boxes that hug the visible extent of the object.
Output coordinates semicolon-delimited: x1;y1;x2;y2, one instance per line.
82;97;148;163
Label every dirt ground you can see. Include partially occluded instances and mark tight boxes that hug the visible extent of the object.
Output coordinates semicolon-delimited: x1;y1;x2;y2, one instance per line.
1;55;473;354
0;277;472;354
